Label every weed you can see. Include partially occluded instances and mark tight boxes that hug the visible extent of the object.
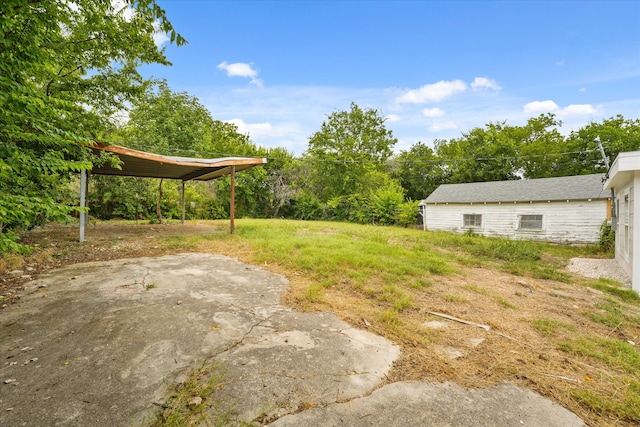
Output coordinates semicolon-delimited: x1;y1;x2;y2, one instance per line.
495;297;517;309
393;295;413;311
559;336;640;374
571;387;640;423
586;299;623;327
301;283;325;303
588;280;640;304
381;309;401;327
531;318;576;335
443;294;467;303
408;278;433;289
151;361;234;427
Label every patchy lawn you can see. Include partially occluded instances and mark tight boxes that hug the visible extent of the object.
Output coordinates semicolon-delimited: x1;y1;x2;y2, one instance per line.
2;219;639;426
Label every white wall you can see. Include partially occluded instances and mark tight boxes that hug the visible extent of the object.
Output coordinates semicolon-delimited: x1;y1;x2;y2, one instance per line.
612;174;640;293
425;200;607;244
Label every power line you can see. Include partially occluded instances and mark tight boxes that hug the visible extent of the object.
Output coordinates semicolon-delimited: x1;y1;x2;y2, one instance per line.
118;142;602;166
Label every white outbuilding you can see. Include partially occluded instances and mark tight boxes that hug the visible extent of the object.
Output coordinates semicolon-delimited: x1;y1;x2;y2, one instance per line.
604;151;640;294
420;174;610;244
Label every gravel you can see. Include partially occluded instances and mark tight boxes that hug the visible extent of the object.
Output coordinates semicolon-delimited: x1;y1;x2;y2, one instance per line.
566;258;631;287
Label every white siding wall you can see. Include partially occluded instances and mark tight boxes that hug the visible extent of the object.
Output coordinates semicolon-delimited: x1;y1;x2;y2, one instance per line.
425;200;607;244
614;183;633;278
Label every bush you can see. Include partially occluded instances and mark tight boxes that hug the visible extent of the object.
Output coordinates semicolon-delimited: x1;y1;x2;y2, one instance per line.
369;181;404;225
293;193;324;220
396;200;420;227
599;220;615;255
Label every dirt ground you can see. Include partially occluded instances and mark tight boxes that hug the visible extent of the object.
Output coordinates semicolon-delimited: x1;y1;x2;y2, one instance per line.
2;222;639;426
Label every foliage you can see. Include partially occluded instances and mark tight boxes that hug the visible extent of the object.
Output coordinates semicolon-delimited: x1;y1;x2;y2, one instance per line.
391;141;447;199
0;0;183;252
369;180;405;225
292;192;324;220
434;120;522;183
303;102;397;202
599;220;615;255
151;361;234;426
396;200;420;227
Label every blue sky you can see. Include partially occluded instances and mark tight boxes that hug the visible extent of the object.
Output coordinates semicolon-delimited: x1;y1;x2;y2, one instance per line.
140;0;640;155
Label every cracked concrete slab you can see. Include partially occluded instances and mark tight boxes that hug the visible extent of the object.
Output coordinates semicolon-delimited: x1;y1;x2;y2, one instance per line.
0;253;585;426
271;381;586;427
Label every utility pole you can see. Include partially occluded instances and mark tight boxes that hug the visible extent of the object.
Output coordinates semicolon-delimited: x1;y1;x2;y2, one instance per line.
596;136;610;170
596;136;616;226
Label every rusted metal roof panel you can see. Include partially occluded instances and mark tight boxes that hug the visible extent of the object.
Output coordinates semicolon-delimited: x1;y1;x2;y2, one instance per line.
90;143;266;181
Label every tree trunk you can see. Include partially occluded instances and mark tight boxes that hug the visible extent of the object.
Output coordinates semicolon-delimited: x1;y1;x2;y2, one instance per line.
157;178;164;224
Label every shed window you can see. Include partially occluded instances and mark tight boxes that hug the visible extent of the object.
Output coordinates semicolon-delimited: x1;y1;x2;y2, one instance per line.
463;214;482;227
519;214;543;230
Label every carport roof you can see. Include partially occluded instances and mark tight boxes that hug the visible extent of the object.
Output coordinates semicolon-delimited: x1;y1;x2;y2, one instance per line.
90;142;266;181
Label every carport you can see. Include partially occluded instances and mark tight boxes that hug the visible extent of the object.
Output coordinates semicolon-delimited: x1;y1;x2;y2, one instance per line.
79;142;266;241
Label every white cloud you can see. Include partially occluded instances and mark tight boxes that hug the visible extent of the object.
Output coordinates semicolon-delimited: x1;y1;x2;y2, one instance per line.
224;118;272;136
579;87;587;92
523;100;599;117
422;107;444;118
429;121;458;132
385;113;402;122
523;100;560;114
556;60;565;66
217;61;263;87
396;79;467;104
559;104;599;117
471;77;501;92
152;22;170;47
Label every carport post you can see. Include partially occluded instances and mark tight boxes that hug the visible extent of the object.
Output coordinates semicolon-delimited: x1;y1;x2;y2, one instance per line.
181;181;185;225
230;165;236;234
79;169;86;242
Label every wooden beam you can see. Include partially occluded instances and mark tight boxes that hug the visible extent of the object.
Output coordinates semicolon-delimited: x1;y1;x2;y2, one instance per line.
79;170;86;242
181;181;185;225
230;165;236;234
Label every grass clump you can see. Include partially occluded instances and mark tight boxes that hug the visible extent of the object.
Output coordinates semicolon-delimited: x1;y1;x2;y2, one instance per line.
151;362;234;427
589;279;640;304
559;336;640;374
443;294;467;303
531;317;576;335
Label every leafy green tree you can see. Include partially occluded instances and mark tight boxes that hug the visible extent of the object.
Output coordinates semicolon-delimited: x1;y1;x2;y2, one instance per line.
560;115;640;175
119;82;215;222
303;102;397;201
435;121;521;183
391;141;447;200
516;114;567;178
0;0;184;252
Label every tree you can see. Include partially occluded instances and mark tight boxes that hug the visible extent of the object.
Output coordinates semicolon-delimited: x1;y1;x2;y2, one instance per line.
391;141;447;200
303;102;397;201
0;0;184;252
516;114;567;179
560;115;640;175
435;121;522;184
119;81;215;222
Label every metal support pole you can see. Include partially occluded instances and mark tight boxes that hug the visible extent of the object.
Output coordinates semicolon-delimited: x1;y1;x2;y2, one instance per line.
79;169;86;242
181;181;185;225
230;166;236;234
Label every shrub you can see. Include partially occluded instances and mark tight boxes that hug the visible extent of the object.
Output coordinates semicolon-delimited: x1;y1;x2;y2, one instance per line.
599;220;615;255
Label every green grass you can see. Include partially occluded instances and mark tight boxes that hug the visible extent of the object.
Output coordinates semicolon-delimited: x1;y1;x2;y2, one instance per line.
150;361;240;427
588;279;640;303
531;317;577;335
559;336;640;374
443;293;467;303
557;336;640;422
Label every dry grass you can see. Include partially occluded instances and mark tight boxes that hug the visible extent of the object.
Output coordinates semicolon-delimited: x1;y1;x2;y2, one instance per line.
2;219;639;426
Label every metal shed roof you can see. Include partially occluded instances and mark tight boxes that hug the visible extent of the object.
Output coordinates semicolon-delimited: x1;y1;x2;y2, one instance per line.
424;174;608;204
90;142;266;181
